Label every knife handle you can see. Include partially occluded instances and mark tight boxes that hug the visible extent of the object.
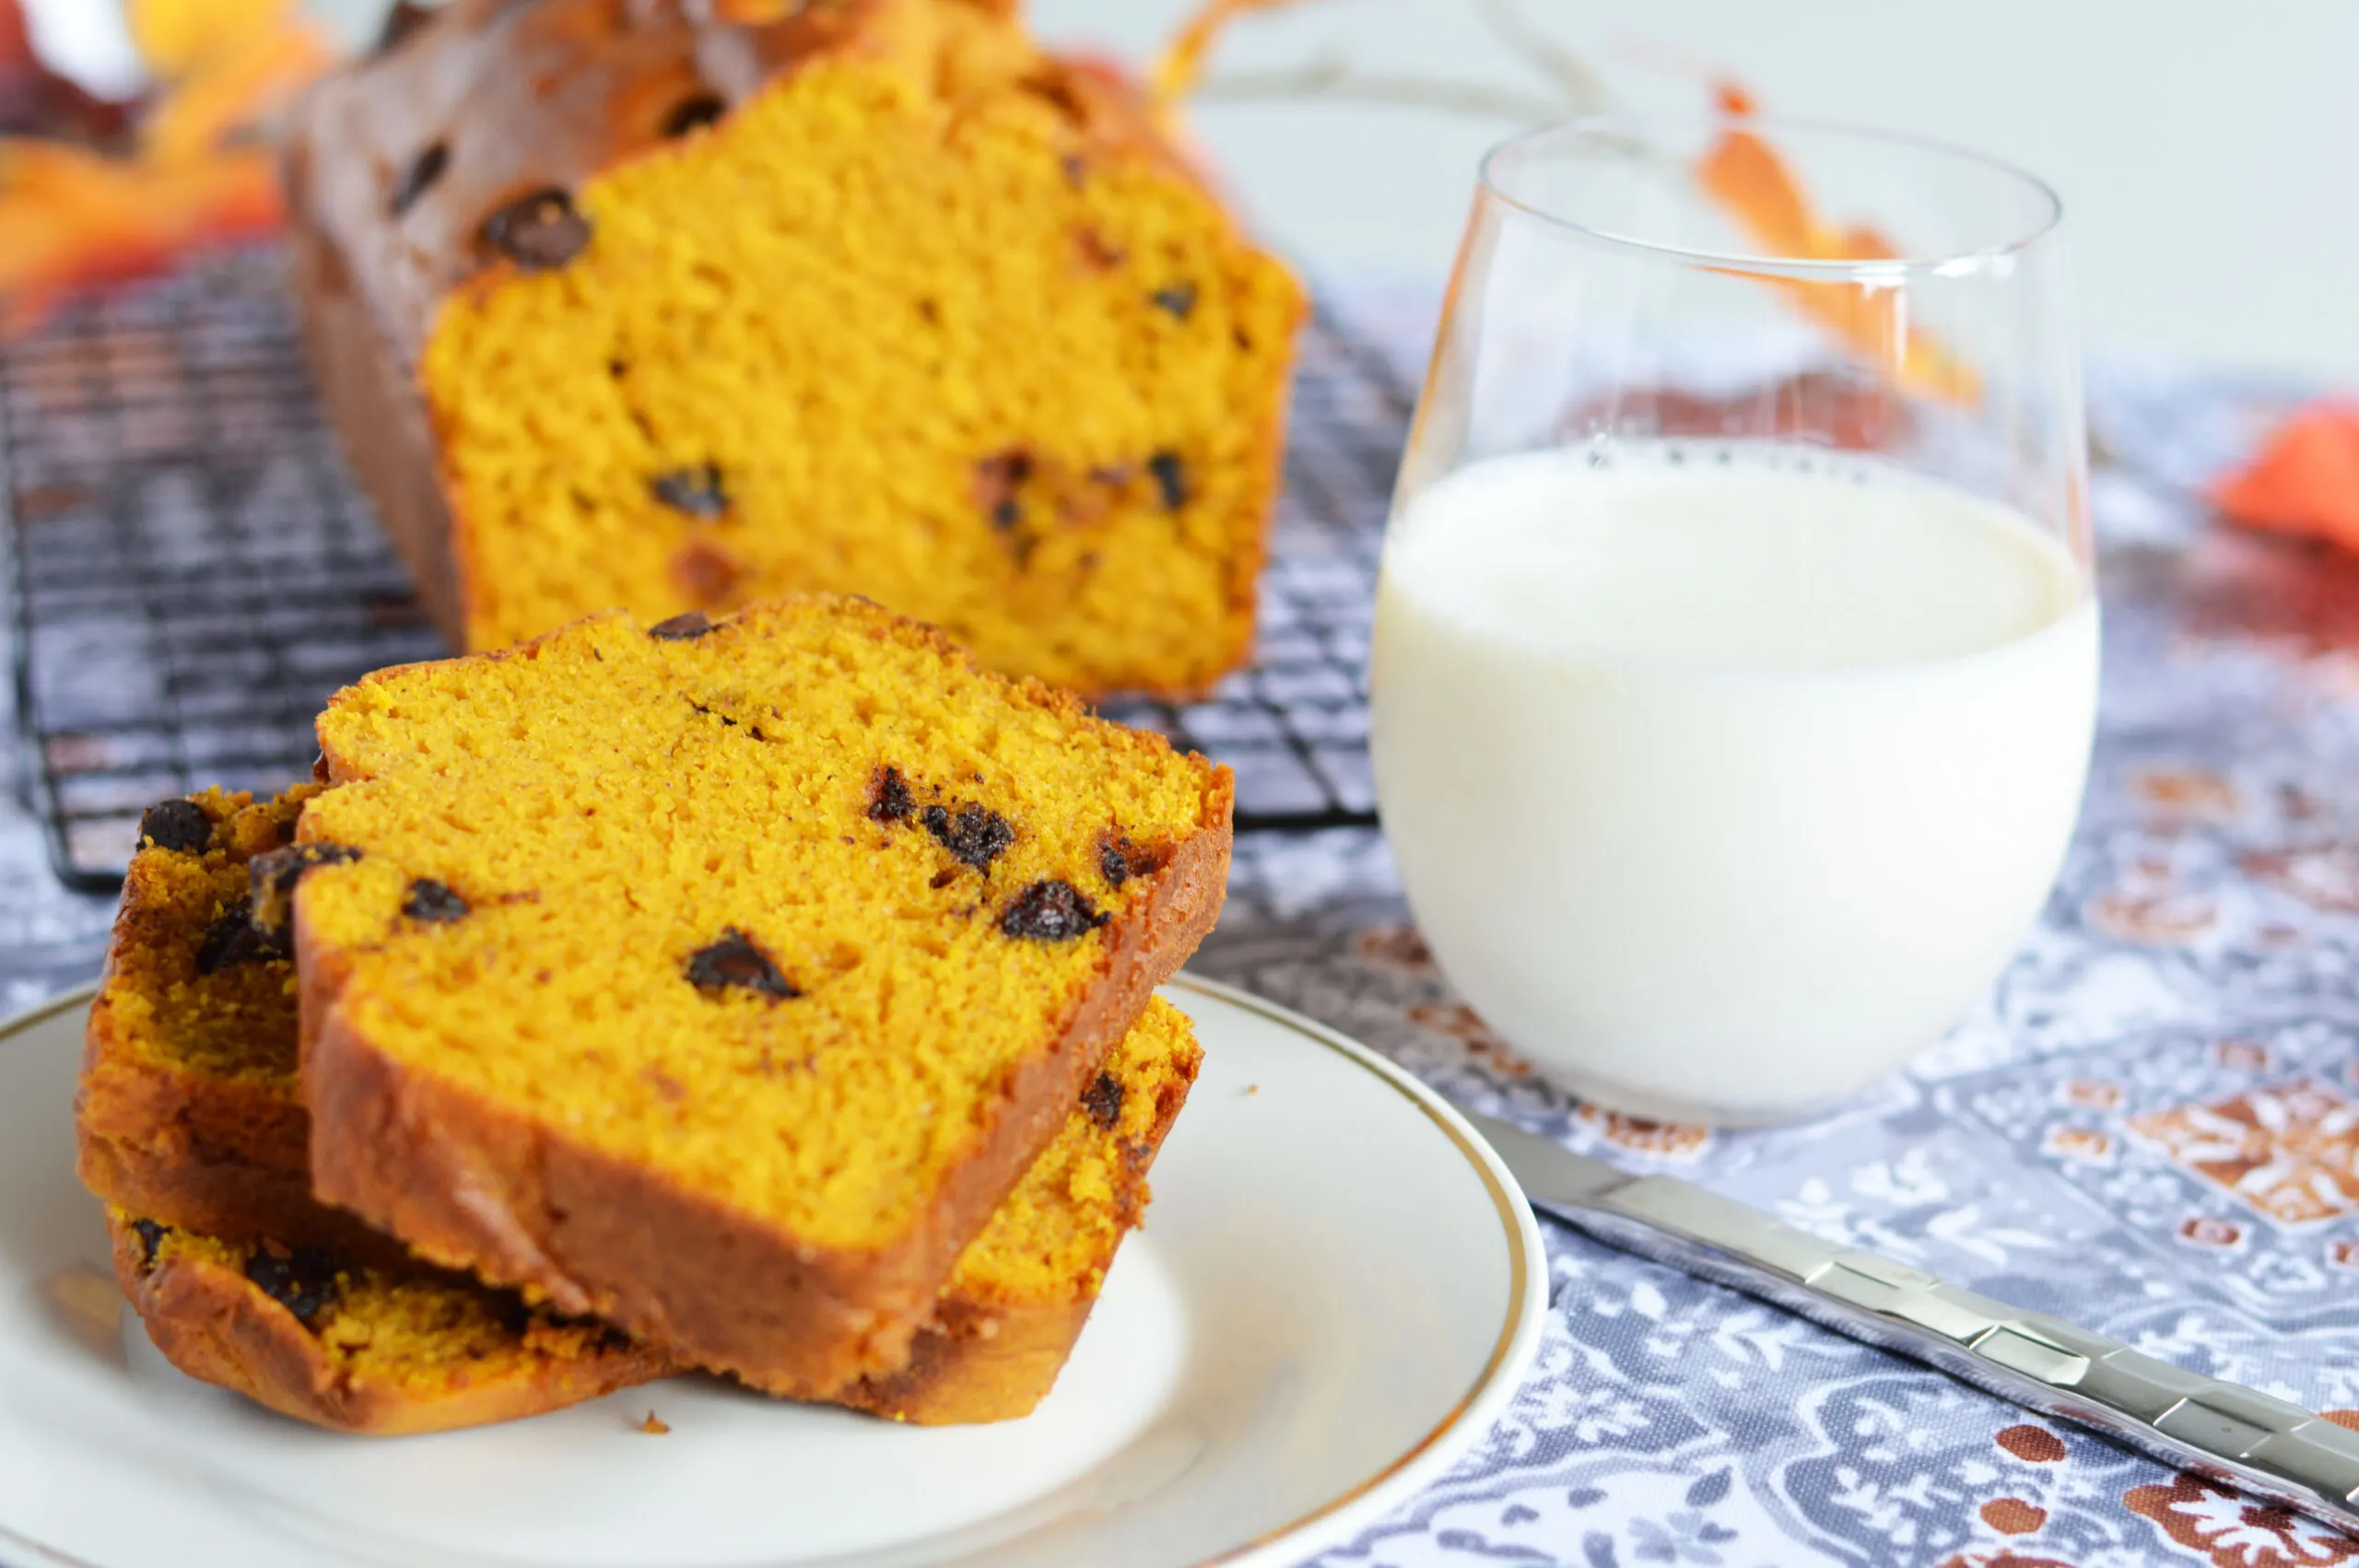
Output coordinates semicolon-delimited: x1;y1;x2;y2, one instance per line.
1548;1175;2359;1535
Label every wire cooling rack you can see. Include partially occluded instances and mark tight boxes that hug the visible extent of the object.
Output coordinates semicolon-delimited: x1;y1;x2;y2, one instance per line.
0;250;1406;891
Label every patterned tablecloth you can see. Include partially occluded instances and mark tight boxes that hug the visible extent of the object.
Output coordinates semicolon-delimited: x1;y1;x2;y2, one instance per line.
5;295;2357;1567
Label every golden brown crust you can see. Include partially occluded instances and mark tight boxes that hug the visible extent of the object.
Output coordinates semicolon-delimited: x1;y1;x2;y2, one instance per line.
838;1031;1200;1423
107;1213;673;1436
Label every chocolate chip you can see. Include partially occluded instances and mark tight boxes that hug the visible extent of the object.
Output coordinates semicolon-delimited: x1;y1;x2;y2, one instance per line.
991;498;1022;531
481;187;591;272
1148;451;1188;511
651;463;728;520
1100;842;1130;887
868;766;914;823
194;907;279;974
250;844;362;940
685;929;799;1000
130;1217;166;1269
137;799;211;855
650;610;715;640
389;141;449;216
923;803;1014;871
1081;1071;1124;1131
1000;880;1107;942
1150;283;1196;320
243;1246;343;1328
663;93;727;138
403;879;469;923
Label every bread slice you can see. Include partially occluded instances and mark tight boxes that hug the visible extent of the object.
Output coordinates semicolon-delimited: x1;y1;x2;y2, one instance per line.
294;596;1230;1396
107;1207;675;1435
286;0;1303;697
76;785;392;1257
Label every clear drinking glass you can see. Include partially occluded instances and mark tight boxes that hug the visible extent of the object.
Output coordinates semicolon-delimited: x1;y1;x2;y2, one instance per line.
1369;113;2096;1127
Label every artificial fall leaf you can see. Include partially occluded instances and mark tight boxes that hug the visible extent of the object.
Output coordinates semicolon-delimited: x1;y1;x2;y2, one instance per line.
138;17;334;165
0;140;283;334
2210;404;2359;555
126;0;296;79
0;0;333;339
1149;0;1309;118
1695;83;1978;404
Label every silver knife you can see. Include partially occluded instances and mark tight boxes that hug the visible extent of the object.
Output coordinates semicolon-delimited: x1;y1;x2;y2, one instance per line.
1460;1106;2359;1538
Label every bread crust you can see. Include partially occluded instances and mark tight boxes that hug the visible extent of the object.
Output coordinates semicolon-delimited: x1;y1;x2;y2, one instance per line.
107;1212;674;1436
298;680;1232;1397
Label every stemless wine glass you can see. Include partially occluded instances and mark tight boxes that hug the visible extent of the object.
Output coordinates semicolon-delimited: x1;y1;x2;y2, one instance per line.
1369;113;2096;1127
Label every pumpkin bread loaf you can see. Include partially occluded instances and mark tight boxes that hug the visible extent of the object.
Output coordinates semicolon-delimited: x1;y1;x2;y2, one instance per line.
286;0;1304;697
292;594;1230;1398
107;1207;675;1435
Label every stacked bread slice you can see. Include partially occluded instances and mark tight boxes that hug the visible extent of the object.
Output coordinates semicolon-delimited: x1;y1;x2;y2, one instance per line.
76;595;1228;1431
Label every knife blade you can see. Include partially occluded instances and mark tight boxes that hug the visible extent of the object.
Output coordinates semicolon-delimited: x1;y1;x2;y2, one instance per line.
1457;1105;2359;1539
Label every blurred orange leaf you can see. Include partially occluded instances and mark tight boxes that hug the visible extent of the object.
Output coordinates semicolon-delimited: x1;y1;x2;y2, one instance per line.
0;0;334;338
139;18;333;164
127;0;297;78
2212;404;2359;554
1696;85;1978;404
1150;0;1309;116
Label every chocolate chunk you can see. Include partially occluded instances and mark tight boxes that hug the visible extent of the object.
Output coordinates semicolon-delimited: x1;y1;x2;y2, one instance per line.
1099;842;1131;887
663;93;728;138
481;188;591;273
194;907;278;974
868;766;914;823
403;878;469;923
389;141;449;217
1148;451;1188;511
250;843;362;940
130;1217;166;1269
685;929;799;1000
137;798;211;855
243;1246;343;1328
991;498;1022;531
1000;880;1107;942
923;803;1014;871
651;463;728;520
650;610;716;640
1150;283;1197;320
1081;1071;1124;1131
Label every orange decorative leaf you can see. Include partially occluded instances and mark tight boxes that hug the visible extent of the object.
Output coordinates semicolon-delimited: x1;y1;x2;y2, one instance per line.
2211;404;2359;554
1150;0;1314;115
126;0;299;79
0;0;334;338
138;19;334;165
1695;85;1978;404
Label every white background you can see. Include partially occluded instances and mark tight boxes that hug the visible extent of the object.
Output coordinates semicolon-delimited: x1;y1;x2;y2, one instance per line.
26;0;2357;381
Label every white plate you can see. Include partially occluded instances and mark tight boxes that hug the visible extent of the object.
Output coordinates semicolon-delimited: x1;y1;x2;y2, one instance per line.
0;976;1545;1568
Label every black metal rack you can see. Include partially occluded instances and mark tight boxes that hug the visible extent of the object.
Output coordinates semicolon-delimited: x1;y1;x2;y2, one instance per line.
0;250;1407;891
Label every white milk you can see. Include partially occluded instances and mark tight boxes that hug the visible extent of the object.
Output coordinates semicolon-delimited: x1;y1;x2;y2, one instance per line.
1370;444;2098;1124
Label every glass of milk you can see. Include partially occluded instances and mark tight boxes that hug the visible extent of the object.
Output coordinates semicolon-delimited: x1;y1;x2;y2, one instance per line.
1370;114;2096;1126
